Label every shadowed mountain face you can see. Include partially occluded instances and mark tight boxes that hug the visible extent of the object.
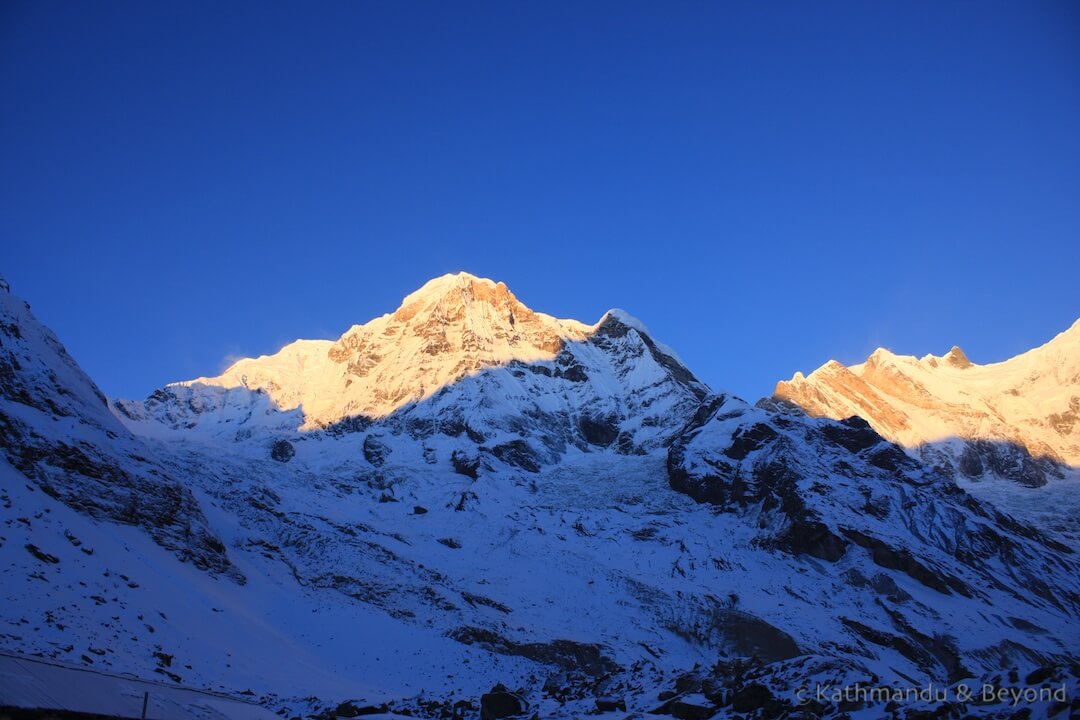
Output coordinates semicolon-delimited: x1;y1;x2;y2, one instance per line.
774;321;1080;489
4;273;1080;719
0;277;238;578
669;396;1078;614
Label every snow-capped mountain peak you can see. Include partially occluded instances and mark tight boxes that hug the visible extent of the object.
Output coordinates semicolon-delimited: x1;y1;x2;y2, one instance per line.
774;318;1080;492
155;274;598;426
940;345;972;368
117;275;710;461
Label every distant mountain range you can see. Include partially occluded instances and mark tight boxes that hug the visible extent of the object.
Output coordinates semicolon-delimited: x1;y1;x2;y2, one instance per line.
775;320;1080;487
2;272;1077;719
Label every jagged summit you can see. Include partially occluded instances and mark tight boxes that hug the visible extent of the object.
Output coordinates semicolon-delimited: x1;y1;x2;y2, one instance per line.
775;318;1080;486
391;272;529;327
396;271;508;307
331;272;592;374
840;344;973;373
942;345;971;368
118;274;705;437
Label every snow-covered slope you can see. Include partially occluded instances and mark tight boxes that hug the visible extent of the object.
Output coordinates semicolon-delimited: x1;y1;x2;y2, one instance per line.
4;273;1080;719
0;276;236;576
0;452;545;716
774;321;1080;491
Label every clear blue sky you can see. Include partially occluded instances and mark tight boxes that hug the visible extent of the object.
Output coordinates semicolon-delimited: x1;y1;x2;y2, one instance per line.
2;1;1078;402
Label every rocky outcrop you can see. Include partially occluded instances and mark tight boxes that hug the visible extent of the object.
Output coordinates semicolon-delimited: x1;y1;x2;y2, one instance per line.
953;439;1052;487
450;449;481;478
479;684;528;720
270;439;295;463
450;627;617;677
363;434;391;467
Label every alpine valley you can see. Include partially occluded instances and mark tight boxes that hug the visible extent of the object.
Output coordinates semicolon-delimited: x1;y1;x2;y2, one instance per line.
1;272;1078;719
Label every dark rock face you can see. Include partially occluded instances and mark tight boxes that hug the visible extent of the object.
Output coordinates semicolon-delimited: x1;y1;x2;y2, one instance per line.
450;626;617;677
667;399;927;567
578;414;619;447
4;435;238;578
667;696;718;719
723;423;777;460
270;439;295;463
920;433;1062;490
957;439;1051;488
841;528;968;596
595;696;626;712
840;617;969;683
324;415;371;436
843;569;912;603
666;445;736;507
958;444;984;476
820;416;881;453
451;449;481;479
669;431;848;563
491;440;542;473
554;354;589;383
776;519;848;562
479;684;526;720
729;683;774;713
867;444;915;472
709;609;801;662
363;435;390;467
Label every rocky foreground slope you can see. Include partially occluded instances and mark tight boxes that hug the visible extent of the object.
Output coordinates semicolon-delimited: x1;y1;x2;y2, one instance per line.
3;273;1078;719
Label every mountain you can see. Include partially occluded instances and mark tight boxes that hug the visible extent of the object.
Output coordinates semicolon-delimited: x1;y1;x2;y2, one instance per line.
775;321;1080;482
0;276;236;577
4;273;1079;719
162;273;601;426
114;272;709;461
774;321;1080;542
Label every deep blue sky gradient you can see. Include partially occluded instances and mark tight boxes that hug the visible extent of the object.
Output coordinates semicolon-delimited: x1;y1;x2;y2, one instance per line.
2;1;1079;402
